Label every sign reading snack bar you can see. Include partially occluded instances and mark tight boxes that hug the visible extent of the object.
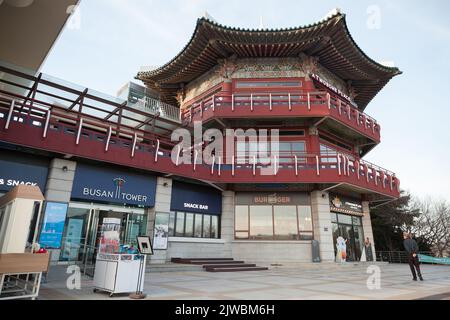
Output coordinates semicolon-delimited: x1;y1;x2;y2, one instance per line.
71;163;156;207
236;192;310;206
329;193;363;216
0;151;49;193
170;181;222;215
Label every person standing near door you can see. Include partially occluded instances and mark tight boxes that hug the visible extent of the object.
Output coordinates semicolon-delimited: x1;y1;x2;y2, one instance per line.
365;237;373;262
403;232;423;281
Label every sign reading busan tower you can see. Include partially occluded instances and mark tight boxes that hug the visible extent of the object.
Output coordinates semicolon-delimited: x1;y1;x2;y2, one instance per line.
71;163;157;207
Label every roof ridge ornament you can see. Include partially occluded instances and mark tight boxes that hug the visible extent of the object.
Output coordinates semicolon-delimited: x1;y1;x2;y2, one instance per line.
322;8;342;21
203;11;218;24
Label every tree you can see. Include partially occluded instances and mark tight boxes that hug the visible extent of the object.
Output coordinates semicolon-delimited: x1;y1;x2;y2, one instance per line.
370;191;421;251
411;197;450;257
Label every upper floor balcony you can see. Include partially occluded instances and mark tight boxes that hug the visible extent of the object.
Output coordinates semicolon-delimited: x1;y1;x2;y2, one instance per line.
0;63;398;199
181;91;381;145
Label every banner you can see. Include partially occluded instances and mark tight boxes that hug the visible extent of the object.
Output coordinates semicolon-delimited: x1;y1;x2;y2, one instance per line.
39;202;69;249
418;254;450;265
171;181;222;215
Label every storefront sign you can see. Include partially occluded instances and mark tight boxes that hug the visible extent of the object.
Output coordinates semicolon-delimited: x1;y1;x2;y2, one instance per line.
71;163;156;207
0;152;49;193
39;202;69;249
236;192;309;206
310;73;356;106
171;181;222;215
330;193;363;215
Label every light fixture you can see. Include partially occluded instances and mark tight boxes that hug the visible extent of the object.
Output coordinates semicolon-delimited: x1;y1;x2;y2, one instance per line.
62;166;68;172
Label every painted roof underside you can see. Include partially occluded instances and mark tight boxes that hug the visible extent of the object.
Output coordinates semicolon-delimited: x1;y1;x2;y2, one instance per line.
137;12;401;110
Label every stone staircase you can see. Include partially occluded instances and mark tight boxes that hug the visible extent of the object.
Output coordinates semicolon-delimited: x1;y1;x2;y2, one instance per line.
171;258;269;272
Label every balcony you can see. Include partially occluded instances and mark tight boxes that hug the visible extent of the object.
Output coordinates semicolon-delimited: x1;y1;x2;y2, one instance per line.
0;89;400;199
181;91;381;144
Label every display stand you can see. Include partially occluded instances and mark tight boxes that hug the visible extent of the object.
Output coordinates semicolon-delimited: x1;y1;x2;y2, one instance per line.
93;253;146;297
129;236;153;300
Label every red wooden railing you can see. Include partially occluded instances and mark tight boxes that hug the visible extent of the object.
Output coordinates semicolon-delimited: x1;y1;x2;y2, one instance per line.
181;91;381;142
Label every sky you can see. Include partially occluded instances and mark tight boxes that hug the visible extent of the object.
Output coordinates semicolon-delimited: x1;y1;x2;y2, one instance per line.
41;0;450;200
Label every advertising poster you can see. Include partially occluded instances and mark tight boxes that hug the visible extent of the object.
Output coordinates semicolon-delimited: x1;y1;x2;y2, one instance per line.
99;217;121;254
61;218;84;260
39;202;69;249
153;213;169;250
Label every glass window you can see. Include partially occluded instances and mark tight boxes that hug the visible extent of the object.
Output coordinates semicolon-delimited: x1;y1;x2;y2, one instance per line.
337;213;353;225
352;216;362;226
249;206;273;239
59;207;90;262
175;212;185;237
194;214;203;238
211;215;219;238
299;232;314;240
330;213;337;223
168;212;175;236
184;213;194;237
125;213;147;247
203;215;211;238
298;206;313;231
274;206;298;240
235;231;249;239
235;206;249;231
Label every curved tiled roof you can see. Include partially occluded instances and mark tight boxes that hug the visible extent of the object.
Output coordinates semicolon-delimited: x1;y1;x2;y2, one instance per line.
137;12;401;110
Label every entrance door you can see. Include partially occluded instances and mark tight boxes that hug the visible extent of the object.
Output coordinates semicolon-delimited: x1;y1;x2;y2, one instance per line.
331;222;364;262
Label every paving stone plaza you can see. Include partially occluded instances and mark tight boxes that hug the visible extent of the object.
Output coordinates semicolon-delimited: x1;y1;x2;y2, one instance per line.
39;263;450;300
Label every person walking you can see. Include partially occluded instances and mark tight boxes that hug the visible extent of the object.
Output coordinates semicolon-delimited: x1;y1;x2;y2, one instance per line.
403;232;423;281
364;237;374;262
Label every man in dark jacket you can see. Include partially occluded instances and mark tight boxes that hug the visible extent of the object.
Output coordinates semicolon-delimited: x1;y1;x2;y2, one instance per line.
403;232;423;281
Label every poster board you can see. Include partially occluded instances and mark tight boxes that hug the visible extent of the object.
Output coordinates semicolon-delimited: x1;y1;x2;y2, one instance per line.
39;202;69;249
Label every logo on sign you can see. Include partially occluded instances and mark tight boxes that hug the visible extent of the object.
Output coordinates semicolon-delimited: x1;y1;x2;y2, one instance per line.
82;177;148;203
332;196;342;208
113;178;126;199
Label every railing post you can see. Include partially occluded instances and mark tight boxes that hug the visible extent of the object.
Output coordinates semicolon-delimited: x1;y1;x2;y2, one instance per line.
154;139;160;162
194;150;199;171
211;155;215;175
316;155;320;176
232;155;235;176
307;92;311;111
338;99;342;115
253;155;256;176
337;154;341;176
269;93;272;111
232;94;235;111
218;156;222;177
212;95;215;112
327;92;331;109
274;155;278;175
75;118;83;145
176;145;181;166
347;105;351;120
105;126;112;152
250;94;254;111
288;93;292;111
294;155;298;176
131;133;137;158
5;100;15;130
43;109;51;138
190;106;193;122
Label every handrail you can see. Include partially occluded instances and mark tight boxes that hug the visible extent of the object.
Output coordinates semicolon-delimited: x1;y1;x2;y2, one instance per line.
0;89;399;196
181;91;381;137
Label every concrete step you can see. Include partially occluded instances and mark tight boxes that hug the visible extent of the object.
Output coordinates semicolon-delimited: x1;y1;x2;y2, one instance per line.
146;263;203;273
202;263;256;268
205;266;269;272
190;260;244;265
171;257;234;263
